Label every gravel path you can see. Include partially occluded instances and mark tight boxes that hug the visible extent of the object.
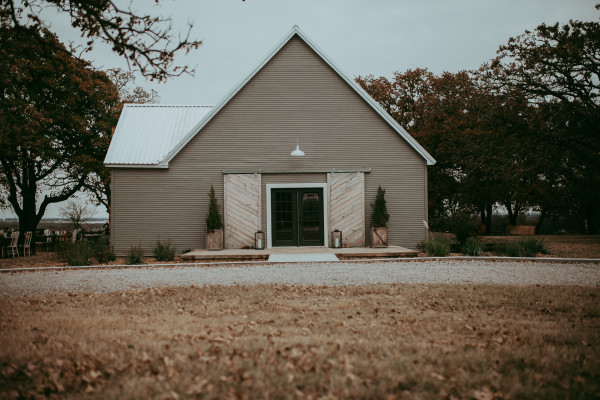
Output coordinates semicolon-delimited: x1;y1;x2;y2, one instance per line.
1;259;599;297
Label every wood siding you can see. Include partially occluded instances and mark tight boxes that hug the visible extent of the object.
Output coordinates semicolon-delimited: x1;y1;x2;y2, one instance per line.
224;174;261;249
328;172;365;247
111;36;427;255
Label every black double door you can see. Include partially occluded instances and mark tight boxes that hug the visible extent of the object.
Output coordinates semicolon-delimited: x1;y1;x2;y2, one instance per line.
271;188;324;246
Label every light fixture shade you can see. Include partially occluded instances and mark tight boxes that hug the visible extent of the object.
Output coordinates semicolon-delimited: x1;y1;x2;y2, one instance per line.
291;144;305;156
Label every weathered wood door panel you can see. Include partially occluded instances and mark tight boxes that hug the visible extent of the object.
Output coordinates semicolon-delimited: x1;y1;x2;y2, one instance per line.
224;174;261;249
328;172;365;247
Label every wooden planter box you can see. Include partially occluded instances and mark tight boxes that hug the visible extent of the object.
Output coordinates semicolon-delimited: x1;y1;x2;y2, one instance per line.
206;229;223;250
370;227;388;248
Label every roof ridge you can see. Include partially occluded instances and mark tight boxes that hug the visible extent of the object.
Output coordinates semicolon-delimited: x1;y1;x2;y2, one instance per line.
158;25;436;167
123;104;213;108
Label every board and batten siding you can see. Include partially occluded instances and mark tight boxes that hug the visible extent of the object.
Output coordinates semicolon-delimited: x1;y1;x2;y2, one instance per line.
110;35;427;255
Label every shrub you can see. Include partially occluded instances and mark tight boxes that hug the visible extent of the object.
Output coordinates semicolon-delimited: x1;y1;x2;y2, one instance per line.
206;184;223;231
498;237;547;257
153;238;176;261
462;237;483;256
56;241;95;266
371;185;390;228
418;235;450;256
92;235;116;263
126;245;145;265
95;244;117;263
500;241;522;257
452;213;475;245
518;237;548;257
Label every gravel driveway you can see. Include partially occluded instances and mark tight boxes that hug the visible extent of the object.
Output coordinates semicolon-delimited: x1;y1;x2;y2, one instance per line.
1;259;599;297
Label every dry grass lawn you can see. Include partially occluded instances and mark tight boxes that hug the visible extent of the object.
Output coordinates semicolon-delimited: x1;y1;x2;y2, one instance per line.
1;284;599;399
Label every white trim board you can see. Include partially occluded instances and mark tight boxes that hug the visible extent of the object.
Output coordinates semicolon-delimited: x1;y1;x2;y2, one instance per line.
266;183;329;249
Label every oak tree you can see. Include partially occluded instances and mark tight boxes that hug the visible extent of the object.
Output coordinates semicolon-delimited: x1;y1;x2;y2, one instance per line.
0;22;119;243
1;0;202;81
487;8;600;233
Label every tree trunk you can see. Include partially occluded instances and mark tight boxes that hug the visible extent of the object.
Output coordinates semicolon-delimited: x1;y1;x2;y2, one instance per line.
505;200;519;226
479;204;493;235
584;206;598;235
18;185;39;254
485;204;492;235
535;209;546;235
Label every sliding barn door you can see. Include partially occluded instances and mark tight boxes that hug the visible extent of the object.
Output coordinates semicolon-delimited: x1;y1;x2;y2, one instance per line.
328;172;365;247
224;174;261;249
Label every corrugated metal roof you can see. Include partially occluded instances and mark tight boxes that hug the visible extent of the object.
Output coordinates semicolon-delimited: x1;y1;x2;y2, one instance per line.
104;104;212;166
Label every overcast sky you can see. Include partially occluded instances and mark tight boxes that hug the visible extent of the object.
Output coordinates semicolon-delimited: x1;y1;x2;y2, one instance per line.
2;0;596;220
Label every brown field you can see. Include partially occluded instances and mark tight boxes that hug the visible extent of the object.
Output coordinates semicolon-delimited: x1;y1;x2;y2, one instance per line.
1;284;599;399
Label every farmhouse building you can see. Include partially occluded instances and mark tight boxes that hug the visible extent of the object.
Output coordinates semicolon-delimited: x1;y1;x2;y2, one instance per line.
104;26;435;255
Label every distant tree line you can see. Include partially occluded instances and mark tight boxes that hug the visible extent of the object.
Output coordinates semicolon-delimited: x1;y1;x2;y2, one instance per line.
357;8;600;234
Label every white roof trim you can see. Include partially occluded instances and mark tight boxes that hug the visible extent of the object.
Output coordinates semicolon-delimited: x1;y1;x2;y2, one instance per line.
160;25;436;166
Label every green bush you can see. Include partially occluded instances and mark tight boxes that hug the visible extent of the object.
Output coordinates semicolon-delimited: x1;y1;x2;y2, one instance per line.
518;237;548;257
462;237;483;256
206;184;223;231
500;241;522;257
153;238;176;261
499;237;548;257
95;244;116;263
126;245;145;265
371;185;390;228
452;213;476;245
92;235;116;263
56;241;95;266
418;235;450;256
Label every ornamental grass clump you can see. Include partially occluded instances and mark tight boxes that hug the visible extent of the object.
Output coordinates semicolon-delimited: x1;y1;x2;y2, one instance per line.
153;238;176;261
93;235;116;263
418;235;450;256
501;240;522;257
462;237;483;256
56;241;95;266
126;245;145;265
499;237;548;257
95;244;117;263
518;237;548;257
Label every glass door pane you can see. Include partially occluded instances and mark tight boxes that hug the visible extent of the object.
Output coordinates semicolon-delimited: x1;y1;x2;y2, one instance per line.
298;189;324;246
271;187;324;247
272;189;296;246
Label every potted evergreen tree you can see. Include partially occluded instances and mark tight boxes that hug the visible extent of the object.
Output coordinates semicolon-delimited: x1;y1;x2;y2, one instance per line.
206;184;223;250
370;185;389;247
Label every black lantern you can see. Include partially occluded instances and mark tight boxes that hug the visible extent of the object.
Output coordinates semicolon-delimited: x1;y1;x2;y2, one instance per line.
255;231;265;250
332;229;342;248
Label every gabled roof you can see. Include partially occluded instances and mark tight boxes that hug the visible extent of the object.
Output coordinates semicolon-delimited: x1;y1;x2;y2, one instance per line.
104;104;212;167
105;26;436;167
